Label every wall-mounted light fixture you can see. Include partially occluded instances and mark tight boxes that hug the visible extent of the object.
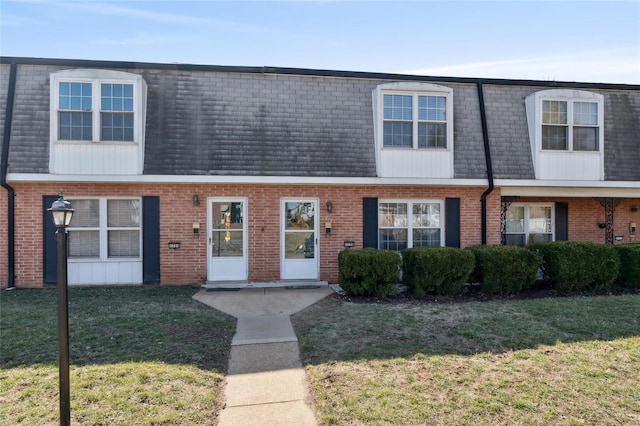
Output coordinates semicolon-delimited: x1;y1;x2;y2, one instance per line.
193;194;200;207
598;222;606;229
326;200;333;213
632;206;639;213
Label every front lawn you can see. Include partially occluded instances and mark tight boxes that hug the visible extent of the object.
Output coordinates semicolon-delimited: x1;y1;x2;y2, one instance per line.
0;286;235;425
292;294;640;425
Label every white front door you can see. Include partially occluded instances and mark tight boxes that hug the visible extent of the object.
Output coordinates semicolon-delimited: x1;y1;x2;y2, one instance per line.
208;198;247;281
281;199;319;280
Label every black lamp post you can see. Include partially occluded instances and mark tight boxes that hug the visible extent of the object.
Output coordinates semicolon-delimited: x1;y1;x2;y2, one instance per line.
48;192;74;426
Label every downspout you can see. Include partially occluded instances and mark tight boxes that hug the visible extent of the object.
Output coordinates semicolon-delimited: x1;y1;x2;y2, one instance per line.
477;82;494;245
1;63;17;288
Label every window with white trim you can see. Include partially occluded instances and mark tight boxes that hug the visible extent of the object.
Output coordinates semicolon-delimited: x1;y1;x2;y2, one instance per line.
68;198;141;259
542;99;599;151
504;203;554;247
50;69;146;144
378;200;443;250
382;93;449;148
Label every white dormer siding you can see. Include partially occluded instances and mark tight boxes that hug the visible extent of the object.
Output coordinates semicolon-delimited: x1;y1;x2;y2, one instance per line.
49;69;147;175
525;89;604;181
373;82;454;179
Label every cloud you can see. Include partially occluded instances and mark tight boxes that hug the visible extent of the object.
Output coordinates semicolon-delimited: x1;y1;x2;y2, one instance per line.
56;1;260;29
93;33;194;47
0;13;47;27
403;48;640;84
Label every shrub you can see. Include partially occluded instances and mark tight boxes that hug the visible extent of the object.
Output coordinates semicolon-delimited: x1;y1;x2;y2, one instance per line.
338;248;401;297
465;245;542;295
612;244;640;288
402;247;475;297
530;241;620;293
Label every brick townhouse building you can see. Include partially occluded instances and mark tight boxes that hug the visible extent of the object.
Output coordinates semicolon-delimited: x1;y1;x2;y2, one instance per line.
0;56;638;288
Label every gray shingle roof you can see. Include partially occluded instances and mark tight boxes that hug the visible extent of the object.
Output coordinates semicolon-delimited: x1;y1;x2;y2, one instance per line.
1;58;638;181
142;71;377;177
604;92;640;181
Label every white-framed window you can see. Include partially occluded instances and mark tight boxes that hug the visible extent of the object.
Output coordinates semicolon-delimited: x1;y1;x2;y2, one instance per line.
50;69;146;144
504;203;554;247
378;200;444;250
68;197;141;260
383;93;448;148
542;99;600;151
381;88;452;150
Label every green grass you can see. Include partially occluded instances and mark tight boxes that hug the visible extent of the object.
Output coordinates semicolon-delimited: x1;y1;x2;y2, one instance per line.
292;294;640;425
0;286;235;425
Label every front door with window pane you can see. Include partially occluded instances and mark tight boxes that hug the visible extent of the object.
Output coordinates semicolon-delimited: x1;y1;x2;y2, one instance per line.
281;200;319;280
208;198;247;281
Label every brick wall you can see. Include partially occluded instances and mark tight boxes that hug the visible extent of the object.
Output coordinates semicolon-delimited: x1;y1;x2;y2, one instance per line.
1;182;500;288
507;196;640;244
0;190;7;286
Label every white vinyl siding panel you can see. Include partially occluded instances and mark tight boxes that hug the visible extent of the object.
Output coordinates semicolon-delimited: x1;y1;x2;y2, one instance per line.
51;142;140;174
379;149;453;178
68;261;142;286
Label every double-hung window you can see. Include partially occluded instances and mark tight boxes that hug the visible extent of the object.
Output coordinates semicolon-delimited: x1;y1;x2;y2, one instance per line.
100;84;135;141
542;99;599;151
68;198;141;260
50;69;146;144
57;81;135;142
59;82;93;141
504;203;553;247
378;200;443;250
383;93;448;149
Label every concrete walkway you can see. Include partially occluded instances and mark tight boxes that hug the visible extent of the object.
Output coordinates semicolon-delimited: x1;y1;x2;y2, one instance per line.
193;286;334;426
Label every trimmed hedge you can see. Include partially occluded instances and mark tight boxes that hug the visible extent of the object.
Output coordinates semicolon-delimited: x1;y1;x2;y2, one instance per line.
530;241;620;293
402;247;475;297
613;244;640;288
338;248;401;297
465;245;542;295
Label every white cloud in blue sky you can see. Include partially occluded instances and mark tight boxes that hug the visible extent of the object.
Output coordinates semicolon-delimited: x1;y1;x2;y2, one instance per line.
1;0;638;84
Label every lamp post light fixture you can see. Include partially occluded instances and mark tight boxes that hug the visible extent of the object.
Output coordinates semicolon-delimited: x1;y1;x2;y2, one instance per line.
48;192;74;426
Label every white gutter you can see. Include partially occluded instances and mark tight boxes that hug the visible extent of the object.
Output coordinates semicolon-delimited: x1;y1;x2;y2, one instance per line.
8;174;640;197
7;173;491;187
497;179;640;198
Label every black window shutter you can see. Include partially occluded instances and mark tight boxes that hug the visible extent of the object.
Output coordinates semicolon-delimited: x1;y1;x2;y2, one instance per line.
142;196;161;284
362;198;378;248
555;202;569;241
445;198;460;248
43;195;59;286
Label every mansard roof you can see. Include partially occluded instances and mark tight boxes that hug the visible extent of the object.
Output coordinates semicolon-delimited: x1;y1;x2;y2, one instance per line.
1;56;639;181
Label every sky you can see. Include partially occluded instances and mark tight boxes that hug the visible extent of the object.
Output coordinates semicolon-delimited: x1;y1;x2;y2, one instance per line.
1;0;639;84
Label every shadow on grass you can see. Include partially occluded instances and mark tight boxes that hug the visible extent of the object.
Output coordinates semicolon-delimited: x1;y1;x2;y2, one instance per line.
292;290;640;365
0;286;236;372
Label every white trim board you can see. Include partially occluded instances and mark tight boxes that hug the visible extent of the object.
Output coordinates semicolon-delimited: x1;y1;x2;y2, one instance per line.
8;173;489;187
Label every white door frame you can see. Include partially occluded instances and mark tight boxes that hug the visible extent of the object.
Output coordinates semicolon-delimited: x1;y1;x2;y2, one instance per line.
207;197;248;281
280;198;319;280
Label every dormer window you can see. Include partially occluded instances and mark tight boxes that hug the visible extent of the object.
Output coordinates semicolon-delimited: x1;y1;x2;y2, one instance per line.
542;100;599;151
525;89;604;181
50;69;145;144
373;82;454;179
49;69;147;175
